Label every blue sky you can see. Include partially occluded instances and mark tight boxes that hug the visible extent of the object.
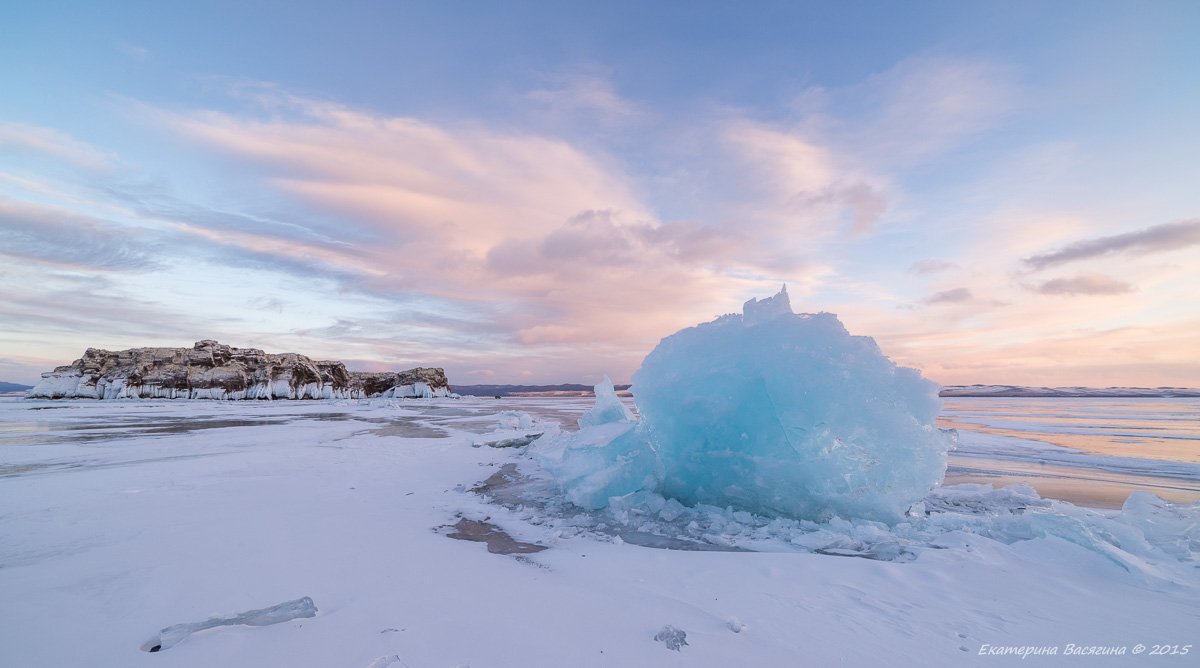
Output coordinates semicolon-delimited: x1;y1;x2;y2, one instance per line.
2;1;1198;386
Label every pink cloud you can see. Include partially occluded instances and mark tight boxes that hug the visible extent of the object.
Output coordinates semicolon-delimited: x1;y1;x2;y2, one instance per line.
138;90;784;378
1031;273;1134;296
525;74;643;122
0;122;118;173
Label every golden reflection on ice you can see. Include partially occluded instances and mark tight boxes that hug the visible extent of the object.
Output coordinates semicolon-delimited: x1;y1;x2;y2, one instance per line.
940;398;1200;464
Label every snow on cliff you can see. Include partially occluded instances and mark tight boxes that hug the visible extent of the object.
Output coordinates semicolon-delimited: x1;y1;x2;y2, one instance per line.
27;340;450;400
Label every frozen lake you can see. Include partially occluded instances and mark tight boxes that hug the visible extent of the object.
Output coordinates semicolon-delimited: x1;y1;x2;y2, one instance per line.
942;397;1200;507
1;396;1197;666
8;396;1196;504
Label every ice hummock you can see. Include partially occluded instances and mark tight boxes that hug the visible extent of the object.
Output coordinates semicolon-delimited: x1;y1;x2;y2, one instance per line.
637;289;954;522
532;287;954;522
518;288;1199;576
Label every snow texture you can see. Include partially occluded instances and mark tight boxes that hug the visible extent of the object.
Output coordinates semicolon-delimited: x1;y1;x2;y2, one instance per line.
2;396;1196;667
140;596;317;652
534;287;954;522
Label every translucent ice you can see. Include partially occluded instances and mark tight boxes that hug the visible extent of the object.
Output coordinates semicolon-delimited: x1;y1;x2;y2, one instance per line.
497;410;537;431
530;419;658;510
578;375;634;427
140;596;317;651
534;287;954;522
1118;491;1200;560
529;378;656;510
497;472;1198;581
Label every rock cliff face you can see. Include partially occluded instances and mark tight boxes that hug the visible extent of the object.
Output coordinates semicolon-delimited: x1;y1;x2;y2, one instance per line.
349;368;451;399
27;340;451;400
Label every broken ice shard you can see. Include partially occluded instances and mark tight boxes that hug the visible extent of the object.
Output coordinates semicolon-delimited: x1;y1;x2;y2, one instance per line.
578;375;634;427
536;423;659;511
140;596;317;651
530;378;658;510
654;625;689;651
535;286;954;522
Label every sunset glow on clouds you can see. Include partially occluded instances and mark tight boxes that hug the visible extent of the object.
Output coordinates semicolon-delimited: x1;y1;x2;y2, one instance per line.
1;2;1197;387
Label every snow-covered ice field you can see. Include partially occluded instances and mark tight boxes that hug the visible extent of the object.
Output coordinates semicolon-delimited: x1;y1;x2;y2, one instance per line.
2;396;1197;666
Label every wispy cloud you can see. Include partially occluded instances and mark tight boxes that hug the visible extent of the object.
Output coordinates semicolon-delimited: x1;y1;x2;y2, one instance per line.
887;318;1200;388
3;47;1193;388
150;87;651;248
115;41;150;60
526;75;642;121
909;259;957;275
719;120;890;240
133;87;765;359
0;190;370;288
0;197;161;270
110;184;359;248
707;55;1015;247
923;287;973;304
0;269;232;345
1023;219;1200;270
837;56;1019;167
1030;273;1134;296
0;122;118;173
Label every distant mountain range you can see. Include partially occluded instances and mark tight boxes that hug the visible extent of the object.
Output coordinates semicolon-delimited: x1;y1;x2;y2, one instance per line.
7;378;1197;399
452;383;632;397
452;383;1199;399
938;385;1200;398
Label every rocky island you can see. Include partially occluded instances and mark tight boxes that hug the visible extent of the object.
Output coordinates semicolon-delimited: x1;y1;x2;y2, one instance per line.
26;340;450;400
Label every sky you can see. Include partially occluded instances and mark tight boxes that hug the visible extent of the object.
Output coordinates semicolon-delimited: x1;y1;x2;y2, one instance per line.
1;0;1198;388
